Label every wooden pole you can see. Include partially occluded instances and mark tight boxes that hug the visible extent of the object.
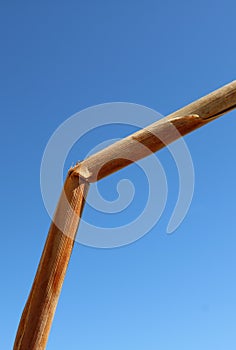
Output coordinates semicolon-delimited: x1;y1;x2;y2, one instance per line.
14;81;236;350
74;80;236;182
13;174;89;350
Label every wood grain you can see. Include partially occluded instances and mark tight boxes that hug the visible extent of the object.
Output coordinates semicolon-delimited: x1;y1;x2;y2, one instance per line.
13;174;89;350
72;80;236;182
13;80;236;350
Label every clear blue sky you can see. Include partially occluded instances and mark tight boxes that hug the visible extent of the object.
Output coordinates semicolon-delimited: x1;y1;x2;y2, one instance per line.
1;1;236;349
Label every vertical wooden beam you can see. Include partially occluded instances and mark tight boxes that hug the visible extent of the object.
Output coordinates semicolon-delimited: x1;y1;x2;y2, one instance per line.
13;173;89;350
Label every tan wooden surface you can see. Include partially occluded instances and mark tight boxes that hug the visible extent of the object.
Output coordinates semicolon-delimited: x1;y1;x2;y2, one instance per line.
13;174;89;350
73;80;236;182
13;81;236;350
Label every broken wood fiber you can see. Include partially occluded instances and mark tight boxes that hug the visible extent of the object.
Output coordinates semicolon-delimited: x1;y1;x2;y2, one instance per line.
13;80;236;350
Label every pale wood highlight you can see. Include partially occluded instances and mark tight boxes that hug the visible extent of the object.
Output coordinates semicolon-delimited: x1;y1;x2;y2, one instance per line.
73;80;236;182
13;174;89;350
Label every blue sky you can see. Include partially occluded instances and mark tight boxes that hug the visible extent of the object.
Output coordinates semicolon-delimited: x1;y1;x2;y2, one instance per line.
1;1;236;349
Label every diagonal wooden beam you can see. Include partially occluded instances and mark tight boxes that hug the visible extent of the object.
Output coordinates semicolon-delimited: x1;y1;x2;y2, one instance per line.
73;80;236;182
13;176;89;350
13;81;236;350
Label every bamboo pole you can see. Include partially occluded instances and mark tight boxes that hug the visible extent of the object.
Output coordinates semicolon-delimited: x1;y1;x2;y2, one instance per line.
13;174;89;350
14;81;236;350
74;80;236;182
